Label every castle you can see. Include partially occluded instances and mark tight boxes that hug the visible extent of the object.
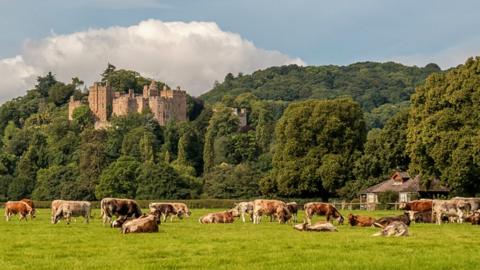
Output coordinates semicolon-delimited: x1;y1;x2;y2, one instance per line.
69;80;187;129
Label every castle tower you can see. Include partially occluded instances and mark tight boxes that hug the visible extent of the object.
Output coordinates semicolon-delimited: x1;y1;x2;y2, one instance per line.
88;82;112;122
143;80;159;98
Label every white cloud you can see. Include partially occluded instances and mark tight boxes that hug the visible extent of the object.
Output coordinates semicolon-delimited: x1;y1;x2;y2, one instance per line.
0;19;304;103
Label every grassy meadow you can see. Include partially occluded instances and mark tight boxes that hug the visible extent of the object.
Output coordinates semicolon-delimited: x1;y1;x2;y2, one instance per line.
0;208;479;270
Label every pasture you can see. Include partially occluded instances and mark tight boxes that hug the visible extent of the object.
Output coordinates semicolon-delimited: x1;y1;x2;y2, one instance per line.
0;208;479;270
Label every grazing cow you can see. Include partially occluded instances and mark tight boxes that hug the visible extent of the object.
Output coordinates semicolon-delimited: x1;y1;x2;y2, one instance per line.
432;199;468;225
304;202;344;225
148;203;178;222
406;211;433;223
122;214;160;234
20;199;36;219
374;213;411;227
286;202;298;223
100;198;142;225
169;203;191;221
373;221;408;237
294;221;337;232
399;200;433;212
252;199;292;224
199;209;239;224
467;210;480;225
52;200;91;224
347;214;376;227
233;201;254;223
4;201;34;221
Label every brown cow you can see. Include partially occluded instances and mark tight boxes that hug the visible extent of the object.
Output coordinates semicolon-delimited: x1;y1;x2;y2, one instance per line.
121;214;160;234
375;212;411;227
286;202;298;223
252;199;292;224
199;209;239;224
304;202;344;225
100;198;142;225
399;200;432;212
20;199;36;219
347;214;376;227
4;201;33;221
148;203;178;223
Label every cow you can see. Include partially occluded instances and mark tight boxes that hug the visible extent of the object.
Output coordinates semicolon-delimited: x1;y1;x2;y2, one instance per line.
148;203;178;223
373;221;409;237
286;202;298;223
199;209;239;224
467;210;480;225
169;202;191;221
347;214;376;227
294;221;337;232
252;199;292;224
100;198;142;225
304;202;344;225
20;199;36;219
432;199;468;225
121;214;160;234
52;200;91;225
406;211;433;223
399;200;433;212
374;212;411;227
4;201;34;221
453;197;480;213
233;201;254;223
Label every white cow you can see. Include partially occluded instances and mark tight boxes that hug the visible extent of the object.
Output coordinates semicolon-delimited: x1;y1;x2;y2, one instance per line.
233;201;254;223
52;200;91;224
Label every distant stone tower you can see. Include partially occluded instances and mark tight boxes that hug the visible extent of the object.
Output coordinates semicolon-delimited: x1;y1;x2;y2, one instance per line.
68;96;83;120
88;82;112;122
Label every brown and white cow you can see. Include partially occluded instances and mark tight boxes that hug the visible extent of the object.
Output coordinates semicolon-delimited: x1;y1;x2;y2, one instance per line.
252;199;292;224
286;202;298;223
233;201;254;223
169;202;191;221
293;221;337;232
148;203;178;223
432;199;468;225
122;214;160;234
100;198;142;225
52;200;91;224
347;213;376;227
4;201;34;221
199;209;239;224
452;197;480;213
304;202;344;225
399;199;432;212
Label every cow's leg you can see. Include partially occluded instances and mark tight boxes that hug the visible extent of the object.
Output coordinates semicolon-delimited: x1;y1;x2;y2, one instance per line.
241;211;246;223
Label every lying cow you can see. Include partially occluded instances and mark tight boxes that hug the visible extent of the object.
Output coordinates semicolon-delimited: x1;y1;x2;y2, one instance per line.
286;202;298;223
199;209;239;224
4;201;34;221
375;212;411;227
347;214;376;227
52;200;91;225
294;221;337;232
406;211;433;223
100;198;142;225
373;221;409;237
122;214;160;234
304;202;344;225
149;203;178;222
233;201;254;223
252;199;292;224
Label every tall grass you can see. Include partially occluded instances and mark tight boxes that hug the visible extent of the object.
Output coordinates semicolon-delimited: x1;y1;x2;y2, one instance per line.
0;209;478;269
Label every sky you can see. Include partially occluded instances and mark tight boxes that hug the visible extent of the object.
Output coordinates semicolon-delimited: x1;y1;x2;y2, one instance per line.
0;0;480;102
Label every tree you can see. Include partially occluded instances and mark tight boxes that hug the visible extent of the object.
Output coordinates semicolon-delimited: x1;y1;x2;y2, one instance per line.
268;98;366;198
32;164;79;200
203;163;261;199
35;72;57;97
95;156;140;199
48;82;75;106
135;162;191;199
407;57;480;195
72;105;94;130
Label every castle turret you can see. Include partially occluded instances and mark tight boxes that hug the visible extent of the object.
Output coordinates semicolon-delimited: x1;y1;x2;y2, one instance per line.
88;82;112;122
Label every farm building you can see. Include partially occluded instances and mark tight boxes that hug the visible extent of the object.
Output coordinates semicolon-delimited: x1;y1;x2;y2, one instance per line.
361;171;449;209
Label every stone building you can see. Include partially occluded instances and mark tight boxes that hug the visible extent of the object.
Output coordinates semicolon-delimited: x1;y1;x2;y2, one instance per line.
68;80;187;129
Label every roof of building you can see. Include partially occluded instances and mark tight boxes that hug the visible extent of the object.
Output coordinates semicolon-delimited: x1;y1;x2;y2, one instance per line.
362;173;450;194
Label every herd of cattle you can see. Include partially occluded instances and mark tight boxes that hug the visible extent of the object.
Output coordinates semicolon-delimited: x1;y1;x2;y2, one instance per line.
3;197;480;236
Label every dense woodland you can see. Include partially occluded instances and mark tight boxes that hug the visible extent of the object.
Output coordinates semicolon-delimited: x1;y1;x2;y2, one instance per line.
0;59;479;202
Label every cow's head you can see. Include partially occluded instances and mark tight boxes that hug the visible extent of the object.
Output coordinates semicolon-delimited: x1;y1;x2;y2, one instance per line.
228;208;241;218
337;215;344;225
398;202;407;210
405;211;417;223
347;214;357;225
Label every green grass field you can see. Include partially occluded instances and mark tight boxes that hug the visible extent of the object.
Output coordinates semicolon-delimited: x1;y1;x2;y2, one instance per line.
0;208;479;270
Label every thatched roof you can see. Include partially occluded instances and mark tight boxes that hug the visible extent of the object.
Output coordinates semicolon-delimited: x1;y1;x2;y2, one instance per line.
362;173;449;194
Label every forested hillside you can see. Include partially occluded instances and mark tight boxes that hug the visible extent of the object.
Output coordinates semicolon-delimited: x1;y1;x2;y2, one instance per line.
0;58;479;202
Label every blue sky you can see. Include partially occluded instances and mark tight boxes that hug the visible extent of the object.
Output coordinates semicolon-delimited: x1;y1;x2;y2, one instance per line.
0;0;479;101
